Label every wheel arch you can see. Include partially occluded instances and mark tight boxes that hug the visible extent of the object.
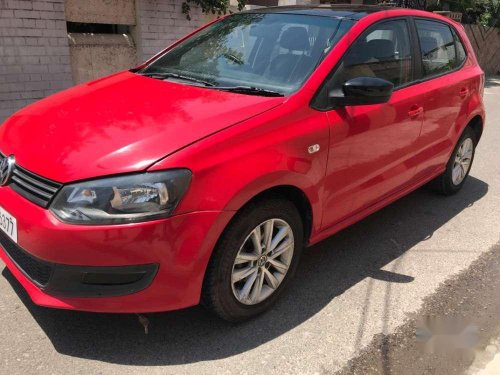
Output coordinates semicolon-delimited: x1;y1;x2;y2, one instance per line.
467;114;483;143
234;185;314;246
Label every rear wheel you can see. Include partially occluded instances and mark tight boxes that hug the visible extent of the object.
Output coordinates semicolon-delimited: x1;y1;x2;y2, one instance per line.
202;198;303;322
431;127;476;195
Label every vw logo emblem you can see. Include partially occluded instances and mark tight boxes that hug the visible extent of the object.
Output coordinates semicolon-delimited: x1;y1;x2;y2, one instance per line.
0;155;15;186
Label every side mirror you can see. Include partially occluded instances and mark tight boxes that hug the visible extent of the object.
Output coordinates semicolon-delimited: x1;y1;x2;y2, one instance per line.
329;77;394;107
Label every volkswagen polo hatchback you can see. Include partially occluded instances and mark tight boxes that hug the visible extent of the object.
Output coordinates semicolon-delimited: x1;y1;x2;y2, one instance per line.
0;6;485;321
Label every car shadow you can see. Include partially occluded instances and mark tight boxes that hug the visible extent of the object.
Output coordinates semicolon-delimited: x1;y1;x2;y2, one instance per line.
1;176;488;366
485;76;500;88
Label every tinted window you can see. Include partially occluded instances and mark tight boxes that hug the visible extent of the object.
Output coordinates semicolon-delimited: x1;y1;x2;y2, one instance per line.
140;13;354;95
415;19;458;77
452;29;467;66
330;19;413;89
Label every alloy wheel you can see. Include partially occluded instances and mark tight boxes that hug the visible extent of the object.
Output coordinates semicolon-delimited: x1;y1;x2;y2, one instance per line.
452;137;474;185
231;219;294;305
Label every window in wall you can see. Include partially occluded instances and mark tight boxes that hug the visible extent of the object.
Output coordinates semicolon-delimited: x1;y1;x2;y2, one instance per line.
329;19;413;89
66;22;130;34
415;19;457;77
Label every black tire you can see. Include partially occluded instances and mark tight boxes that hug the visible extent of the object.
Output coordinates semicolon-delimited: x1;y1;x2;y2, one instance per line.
430;126;477;196
201;198;304;322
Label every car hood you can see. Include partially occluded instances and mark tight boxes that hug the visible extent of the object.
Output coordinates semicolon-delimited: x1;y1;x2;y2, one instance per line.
0;71;285;183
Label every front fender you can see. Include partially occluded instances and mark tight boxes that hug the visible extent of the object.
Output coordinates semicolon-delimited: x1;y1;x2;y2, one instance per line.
150;100;330;236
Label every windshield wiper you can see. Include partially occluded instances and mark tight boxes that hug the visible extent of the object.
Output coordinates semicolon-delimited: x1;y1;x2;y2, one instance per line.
138;72;214;87
215;86;284;97
138;73;284;97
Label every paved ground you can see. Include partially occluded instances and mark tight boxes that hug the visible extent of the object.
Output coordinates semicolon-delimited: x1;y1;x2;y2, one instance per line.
338;241;500;375
0;78;499;375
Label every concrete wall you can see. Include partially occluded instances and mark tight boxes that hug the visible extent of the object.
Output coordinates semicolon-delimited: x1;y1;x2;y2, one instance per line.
68;33;136;83
65;0;219;83
65;0;136;24
65;0;138;84
0;0;73;121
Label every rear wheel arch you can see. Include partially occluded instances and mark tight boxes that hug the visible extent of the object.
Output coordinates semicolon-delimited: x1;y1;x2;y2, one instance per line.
431;126;476;195
467;115;483;144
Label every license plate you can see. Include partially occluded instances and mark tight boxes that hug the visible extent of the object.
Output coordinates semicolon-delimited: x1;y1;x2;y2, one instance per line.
0;206;17;243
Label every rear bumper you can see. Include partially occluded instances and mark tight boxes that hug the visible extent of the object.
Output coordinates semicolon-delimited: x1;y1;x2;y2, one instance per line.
0;186;234;313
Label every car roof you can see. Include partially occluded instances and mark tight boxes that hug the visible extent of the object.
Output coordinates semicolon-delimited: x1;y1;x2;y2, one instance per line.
243;4;398;21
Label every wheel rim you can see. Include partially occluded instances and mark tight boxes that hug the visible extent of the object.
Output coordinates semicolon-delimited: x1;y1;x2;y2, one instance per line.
452;137;474;186
231;219;294;305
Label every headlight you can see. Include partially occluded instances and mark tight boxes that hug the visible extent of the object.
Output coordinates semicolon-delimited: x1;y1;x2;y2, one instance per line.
50;169;192;225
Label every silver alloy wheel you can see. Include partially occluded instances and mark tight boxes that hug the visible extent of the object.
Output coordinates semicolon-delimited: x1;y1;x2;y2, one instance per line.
452;137;474;186
231;219;294;305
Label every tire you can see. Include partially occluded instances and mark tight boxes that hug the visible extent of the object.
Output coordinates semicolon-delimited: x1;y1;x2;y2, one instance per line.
430;127;476;196
201;198;304;322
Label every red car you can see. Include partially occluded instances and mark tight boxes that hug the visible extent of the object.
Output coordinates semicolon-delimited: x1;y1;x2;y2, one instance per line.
0;6;485;321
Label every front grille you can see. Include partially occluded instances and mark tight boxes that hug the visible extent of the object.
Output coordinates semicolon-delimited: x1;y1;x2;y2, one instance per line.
0;230;53;286
0;153;62;208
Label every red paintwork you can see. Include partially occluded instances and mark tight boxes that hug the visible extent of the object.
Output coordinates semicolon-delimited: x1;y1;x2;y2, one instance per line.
0;185;234;312
0;72;284;182
0;8;485;312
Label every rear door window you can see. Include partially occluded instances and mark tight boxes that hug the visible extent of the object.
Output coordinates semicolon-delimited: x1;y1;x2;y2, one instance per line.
452;28;467;67
415;19;459;77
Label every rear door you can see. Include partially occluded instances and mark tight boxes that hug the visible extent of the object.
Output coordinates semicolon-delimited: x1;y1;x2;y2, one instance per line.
318;18;427;229
411;18;471;180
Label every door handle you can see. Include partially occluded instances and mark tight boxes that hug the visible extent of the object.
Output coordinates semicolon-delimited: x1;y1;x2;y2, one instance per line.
408;105;423;118
459;88;469;98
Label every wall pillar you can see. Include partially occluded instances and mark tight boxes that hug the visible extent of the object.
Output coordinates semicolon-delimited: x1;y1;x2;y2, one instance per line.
65;0;137;84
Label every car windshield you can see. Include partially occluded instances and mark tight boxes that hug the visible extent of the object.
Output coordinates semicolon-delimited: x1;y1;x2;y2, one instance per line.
138;13;355;95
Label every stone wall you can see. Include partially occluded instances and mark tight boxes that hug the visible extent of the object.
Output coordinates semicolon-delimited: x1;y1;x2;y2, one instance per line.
0;0;73;121
134;0;214;61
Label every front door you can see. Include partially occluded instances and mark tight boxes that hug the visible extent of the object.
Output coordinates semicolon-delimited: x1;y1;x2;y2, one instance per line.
320;18;425;229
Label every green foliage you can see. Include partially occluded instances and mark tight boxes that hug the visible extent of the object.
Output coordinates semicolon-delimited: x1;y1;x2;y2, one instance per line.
182;0;246;20
425;4;442;12
447;0;499;27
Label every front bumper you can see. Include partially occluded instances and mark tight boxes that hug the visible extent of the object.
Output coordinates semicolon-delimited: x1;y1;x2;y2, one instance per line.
0;185;233;313
0;230;158;297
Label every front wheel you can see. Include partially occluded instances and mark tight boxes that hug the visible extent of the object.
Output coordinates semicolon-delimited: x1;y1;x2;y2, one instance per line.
431;127;476;195
202;198;304;322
